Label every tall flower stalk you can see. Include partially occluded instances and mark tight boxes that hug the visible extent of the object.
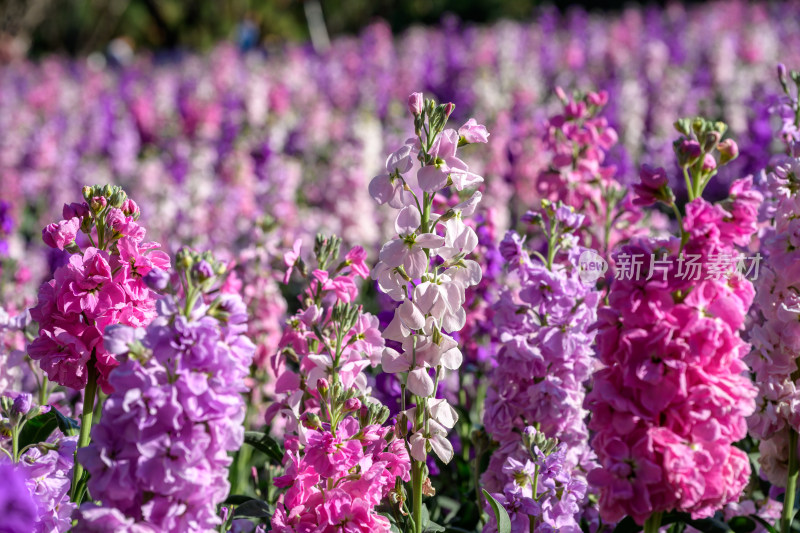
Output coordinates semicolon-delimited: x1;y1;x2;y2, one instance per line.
749;65;800;533
74;249;255;530
266;236;410;531
482;201;598;532
27;184;169;502
587;118;759;526
370;93;488;533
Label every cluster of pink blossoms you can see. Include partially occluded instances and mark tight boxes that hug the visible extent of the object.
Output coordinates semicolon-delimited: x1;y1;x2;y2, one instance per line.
586;119;760;524
537;88;647;255
268;235;410;531
28;185;169;392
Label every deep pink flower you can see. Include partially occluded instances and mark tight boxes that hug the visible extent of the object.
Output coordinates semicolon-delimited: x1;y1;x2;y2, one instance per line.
57;248;126;319
304;427;363;478
42;217;80;250
345;246;370;279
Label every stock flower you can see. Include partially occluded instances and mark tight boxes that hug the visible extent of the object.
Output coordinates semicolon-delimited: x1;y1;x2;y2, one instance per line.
0;461;39;533
29;187;169;393
633;165;672;206
587;176;760;523
18;431;78;533
417;129;475;192
42;218;80;250
369;144;415;208
483;205;599;525
379;232;445;279
76;279;255;531
459;118;490;144
749;157;800;479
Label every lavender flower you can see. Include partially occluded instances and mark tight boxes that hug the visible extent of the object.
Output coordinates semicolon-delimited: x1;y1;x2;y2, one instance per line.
75;255;255;531
0;460;39;533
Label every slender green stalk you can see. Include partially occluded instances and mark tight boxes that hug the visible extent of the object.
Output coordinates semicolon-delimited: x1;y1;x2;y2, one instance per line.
782;429;799;533
11;421;20;461
644;512;663;533
70;361;98;502
38;375;49;407
411;460;424;533
683;167;694;201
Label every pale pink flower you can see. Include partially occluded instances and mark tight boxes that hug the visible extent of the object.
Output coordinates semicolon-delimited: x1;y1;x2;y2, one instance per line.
458;118;490;144
378;232;444;278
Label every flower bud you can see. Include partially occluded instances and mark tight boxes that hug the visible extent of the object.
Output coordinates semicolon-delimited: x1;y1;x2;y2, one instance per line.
587;90;608;107
702;131;721;152
12;393;32;417
90;196;107;212
702;153;717;172
778;64;792;95
673;118;692;136
718;139;739;165
317;378;329;396
300;412;322;430
344;398;361;412
408;92;423;116
194;260;215;282
443;102;455;119
144;267;170;292
109;190;127;208
675;139;702;167
121;199;140;218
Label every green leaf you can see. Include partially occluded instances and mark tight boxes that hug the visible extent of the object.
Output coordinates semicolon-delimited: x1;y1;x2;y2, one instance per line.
728;517;755;533
18;410;80;450
232;499;272;519
481;489;511;533
18;413;57;449
53;408;80;436
243;431;284;463
749;515;778;533
225;494;257;505
612;516;643;533
425;521;446;533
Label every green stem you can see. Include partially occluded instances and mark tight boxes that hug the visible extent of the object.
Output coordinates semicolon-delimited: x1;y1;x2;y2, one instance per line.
38;375;49;407
670;202;687;251
782;429;799;533
70;361;98;502
11;421;20;462
411;460;424;533
421;192;431;234
644;512;664;533
683;167;694;202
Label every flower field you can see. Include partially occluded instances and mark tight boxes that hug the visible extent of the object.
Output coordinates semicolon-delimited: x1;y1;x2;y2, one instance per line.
3;2;800;532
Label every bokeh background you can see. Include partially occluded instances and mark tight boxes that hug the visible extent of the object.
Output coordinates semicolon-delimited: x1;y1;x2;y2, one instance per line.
4;0;702;57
